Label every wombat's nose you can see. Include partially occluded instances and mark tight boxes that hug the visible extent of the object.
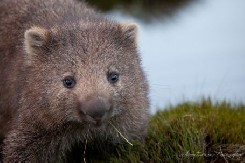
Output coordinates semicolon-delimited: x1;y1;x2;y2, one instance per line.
80;95;111;123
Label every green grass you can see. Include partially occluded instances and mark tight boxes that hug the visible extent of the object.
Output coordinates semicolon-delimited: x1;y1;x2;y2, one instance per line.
85;98;245;162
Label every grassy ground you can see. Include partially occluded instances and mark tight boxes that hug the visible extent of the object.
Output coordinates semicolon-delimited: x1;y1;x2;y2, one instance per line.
85;98;244;162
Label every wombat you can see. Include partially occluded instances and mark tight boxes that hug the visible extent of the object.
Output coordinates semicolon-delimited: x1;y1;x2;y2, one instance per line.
0;0;149;162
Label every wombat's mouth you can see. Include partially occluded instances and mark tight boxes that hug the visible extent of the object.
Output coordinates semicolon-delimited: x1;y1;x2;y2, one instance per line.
84;115;104;127
79;108;113;127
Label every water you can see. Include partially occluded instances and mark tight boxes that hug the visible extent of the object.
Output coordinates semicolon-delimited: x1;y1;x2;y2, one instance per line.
108;0;245;113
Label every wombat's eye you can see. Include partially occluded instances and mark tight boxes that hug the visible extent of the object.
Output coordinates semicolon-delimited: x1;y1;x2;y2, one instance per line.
107;72;119;84
63;76;76;88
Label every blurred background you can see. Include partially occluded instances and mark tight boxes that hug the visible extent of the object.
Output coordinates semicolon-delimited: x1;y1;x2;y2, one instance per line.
86;0;245;114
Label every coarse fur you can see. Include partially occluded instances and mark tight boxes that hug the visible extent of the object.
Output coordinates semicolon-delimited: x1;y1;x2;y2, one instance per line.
0;0;149;162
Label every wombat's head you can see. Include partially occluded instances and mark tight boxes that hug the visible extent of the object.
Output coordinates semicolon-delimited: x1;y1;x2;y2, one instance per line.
22;21;149;142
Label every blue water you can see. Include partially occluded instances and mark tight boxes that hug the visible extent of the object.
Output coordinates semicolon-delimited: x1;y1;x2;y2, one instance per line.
109;0;245;113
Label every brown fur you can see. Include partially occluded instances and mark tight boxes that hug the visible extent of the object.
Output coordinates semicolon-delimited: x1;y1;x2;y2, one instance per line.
0;0;149;162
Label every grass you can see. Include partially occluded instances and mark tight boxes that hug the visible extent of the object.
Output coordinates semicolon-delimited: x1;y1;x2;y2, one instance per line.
84;98;245;162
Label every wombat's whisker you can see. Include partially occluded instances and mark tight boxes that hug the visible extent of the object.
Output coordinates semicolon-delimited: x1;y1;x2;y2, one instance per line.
109;122;133;146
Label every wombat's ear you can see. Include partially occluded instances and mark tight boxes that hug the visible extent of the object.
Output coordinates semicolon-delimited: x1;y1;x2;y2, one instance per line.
119;22;138;44
24;26;50;57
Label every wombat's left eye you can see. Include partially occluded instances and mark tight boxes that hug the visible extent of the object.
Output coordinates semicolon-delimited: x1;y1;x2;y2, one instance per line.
107;72;119;84
63;76;76;88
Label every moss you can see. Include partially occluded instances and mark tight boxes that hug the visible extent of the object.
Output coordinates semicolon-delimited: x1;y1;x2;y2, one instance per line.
84;99;245;162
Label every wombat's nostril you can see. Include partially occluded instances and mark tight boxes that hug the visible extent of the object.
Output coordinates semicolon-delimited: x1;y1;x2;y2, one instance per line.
80;95;111;122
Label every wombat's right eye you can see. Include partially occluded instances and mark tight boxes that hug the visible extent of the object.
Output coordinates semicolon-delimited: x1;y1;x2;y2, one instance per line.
63;76;76;88
107;72;119;84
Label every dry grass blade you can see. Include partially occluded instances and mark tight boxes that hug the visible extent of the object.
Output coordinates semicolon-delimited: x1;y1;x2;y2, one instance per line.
83;139;87;163
109;122;133;146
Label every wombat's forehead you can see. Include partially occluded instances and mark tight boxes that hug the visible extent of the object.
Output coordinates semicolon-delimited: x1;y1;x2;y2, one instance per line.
53;36;120;64
53;22;116;37
49;24;133;64
54;29;115;50
53;30;120;57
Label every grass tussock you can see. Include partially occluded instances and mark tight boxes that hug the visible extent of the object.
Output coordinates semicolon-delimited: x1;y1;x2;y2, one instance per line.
84;98;245;162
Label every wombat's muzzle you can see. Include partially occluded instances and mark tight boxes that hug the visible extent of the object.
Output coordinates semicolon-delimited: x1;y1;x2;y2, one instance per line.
79;95;112;125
